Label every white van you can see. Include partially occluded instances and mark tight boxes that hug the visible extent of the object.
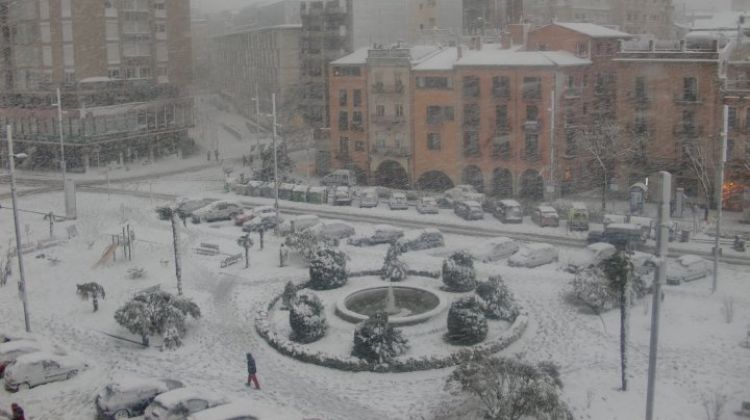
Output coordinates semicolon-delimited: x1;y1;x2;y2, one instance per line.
508;243;559;268
279;214;321;235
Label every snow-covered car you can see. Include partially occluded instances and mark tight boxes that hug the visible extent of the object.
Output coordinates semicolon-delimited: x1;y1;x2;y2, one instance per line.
144;388;227;420
443;185;485;206
186;401;256;420
416;197;439;214
508;243;559;268
564;242;617;273
631;251;657;277
358;188;379;208
348;225;404;247
242;213;282;233
468;237;520;263
278;214;320;235
531;205;560;227
233;206;275;226
174;198;214;219
454;200;484;220
333;186;353;206
397;229;445;251
495;199;524;224
191;201;242;223
308;220;356;242
666;255;709;285
95;377;183;420
4;351;88;392
0;340;65;378
388;192;409;210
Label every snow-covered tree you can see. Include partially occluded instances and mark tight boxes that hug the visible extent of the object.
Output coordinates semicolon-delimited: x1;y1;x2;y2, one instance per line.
381;243;408;282
309;248;348;290
281;280;298;310
447;352;572;420
476;276;519;322
602;251;634;392
571;266;615;314
442;251;477;292
114;289;201;349
0;241;12;287
76;282;106;312
284;229;321;264
447;297;488;345
289;290;327;343
352;311;409;364
237;234;254;269
258;142;294;182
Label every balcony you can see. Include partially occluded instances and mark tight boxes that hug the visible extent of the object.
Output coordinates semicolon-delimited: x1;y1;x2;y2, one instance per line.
371;145;409;158
724;79;750;93
563;88;582;99
371;83;405;95
371;114;406;125
495;124;512;135
673;123;702;137
523;120;542;132
673;94;701;105
627;92;651;108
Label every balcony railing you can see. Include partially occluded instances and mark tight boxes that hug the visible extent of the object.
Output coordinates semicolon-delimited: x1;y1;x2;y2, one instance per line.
673;94;701;105
371;83;405;94
370;114;406;125
371;146;409;158
724;80;750;92
563;88;582;99
673;123;702;137
523;120;542;132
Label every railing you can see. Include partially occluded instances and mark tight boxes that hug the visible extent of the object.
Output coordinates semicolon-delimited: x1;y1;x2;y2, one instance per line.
724;80;750;92
522;151;541;162
370;114;405;125
563;88;582;99
673;94;701;105
523;120;542;132
371;146;409;158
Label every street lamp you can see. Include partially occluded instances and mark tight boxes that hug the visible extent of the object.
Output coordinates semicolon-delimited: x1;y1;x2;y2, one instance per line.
5;125;32;332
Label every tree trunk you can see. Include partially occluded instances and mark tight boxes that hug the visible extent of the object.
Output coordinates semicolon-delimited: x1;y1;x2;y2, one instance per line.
601;172;608;212
142;335;150;347
171;214;183;296
244;247;249;269
619;273;631;391
93;295;99;312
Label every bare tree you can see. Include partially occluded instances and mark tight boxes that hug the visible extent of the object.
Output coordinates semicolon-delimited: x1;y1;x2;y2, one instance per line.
602;252;634;392
577;122;634;211
683;139;717;211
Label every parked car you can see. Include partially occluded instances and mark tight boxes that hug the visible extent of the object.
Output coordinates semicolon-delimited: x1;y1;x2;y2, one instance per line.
279;215;320;235
454;200;484;220
4;351;88;392
443;185;485;206
322;169;357;187
172;198;215;220
397;229;445;251
191;201;242;223
348;225;404;247
494;199;524;224
416;196;439;214
666;255;709;285
308;220;356;242
388;192;409;210
242;214;282;233
233;206;275;226
508;243;559;268
587;223;646;251
0;340;65;378
567;202;590;231
564;242;617;273
186;401;257;420
358;188;379;208
468;237;520;263
603;214;627;227
144;388;227;420
333;186;353;206
95;377;183;419
531;205;560;227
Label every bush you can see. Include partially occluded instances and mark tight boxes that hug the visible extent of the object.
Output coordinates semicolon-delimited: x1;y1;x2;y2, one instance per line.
447;297;488;345
285;229;321;264
442;251;477;292
352;311;409;364
476;276;519;322
381;243;408;282
281;280;298;310
289;291;328;343
571;267;615;314
127;267;147;280
309;248;348;290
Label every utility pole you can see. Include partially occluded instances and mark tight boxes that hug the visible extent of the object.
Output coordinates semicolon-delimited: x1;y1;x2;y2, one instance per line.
6;125;32;332
255;83;261;148
56;88;70;217
645;171;671;420
712;105;728;294
549;86;557;198
272;93;280;235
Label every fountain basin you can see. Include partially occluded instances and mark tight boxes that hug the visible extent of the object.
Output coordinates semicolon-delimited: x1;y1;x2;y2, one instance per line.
336;285;447;326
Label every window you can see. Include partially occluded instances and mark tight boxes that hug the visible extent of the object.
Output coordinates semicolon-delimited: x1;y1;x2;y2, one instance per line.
61;0;71;17
355;141;364;152
395;104;404;118
463;131;480;157
353;90;361;107
40;22;51;43
463;76;480;98
635;76;646;99
495;105;508;130
427;106;442;124
339;89;347;106
376;105;385;117
108;67;121;79
352;111;362;129
635;111;648;135
106;21;119;41
62;21;73;42
576;42;587;57
525;133;539;160
427;133;441;150
492;76;510;98
156;43;168;62
522;77;542;100
63;44;75;67
567;75;575;89
338;111;349;131
39;0;50;20
339;137;349;156
728;107;737;129
42;46;52;67
565;130;576;156
526;105;538;121
493;135;510;159
333;66;361;77
107;43;120;64
463;104;480;128
683;77;698;101
416;76;452;89
375;132;386;148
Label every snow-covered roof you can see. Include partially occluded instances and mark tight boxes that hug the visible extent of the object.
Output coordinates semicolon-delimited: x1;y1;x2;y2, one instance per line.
677;255;705;265
453;48;591;68
331;49;369;66
587;242;615;253
13;351;72;365
538;205;557;213
332;45;447;66
549;22;633;39
500;199;521;206
687;11;748;31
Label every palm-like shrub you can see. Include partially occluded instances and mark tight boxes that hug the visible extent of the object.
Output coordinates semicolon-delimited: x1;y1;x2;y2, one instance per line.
289;291;328;343
476;276;520;322
352;311;409;364
447;296;488;345
442;251;477;292
309;248;348;290
76;282;106;312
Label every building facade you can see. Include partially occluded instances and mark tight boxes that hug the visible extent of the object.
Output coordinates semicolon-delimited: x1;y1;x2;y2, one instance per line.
0;0;193;171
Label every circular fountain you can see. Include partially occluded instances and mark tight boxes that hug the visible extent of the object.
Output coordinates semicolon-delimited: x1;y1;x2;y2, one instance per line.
336;285;447;326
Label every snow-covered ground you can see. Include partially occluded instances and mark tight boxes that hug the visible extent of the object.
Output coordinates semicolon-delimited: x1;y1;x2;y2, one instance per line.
0;189;748;419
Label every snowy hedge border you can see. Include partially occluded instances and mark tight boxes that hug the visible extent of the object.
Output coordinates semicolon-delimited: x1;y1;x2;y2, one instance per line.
255;277;528;373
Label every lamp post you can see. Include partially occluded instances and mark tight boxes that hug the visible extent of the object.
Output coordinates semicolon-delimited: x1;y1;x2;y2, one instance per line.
272;93;280;235
5;125;32;332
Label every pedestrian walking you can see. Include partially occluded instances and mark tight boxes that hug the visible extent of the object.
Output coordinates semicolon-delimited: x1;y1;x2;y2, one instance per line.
10;403;25;420
279;243;288;267
245;352;260;389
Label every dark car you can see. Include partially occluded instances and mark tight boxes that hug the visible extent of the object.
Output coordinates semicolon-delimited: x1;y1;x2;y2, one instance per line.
587;223;646;251
454;200;484;221
494;199;524;224
95;377;183;419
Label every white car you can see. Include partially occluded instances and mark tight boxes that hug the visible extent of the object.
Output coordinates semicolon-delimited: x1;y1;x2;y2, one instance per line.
95;377;183;419
144;388;227;420
469;237;520;263
278;214;321;235
348;225;404;246
508;243;559;268
416;196;439;214
187;401;256;420
308;220;356;242
358;188;379;208
191;201;242;223
443;185;485;206
4;351;88;392
0;340;65;378
397;229;445;251
388;192;409;210
667;255;709;285
564;242;617;273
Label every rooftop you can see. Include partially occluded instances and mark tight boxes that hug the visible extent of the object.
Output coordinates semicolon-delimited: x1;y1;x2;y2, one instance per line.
549;22;633;39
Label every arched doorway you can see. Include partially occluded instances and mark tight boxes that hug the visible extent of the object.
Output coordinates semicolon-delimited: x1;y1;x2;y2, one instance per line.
491;168;513;198
462;165;485;193
417;171;454;192
520;169;544;200
374;160;410;190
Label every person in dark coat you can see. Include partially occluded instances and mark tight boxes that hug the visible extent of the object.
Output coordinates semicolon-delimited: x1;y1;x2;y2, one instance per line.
10;403;25;420
246;352;260;389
